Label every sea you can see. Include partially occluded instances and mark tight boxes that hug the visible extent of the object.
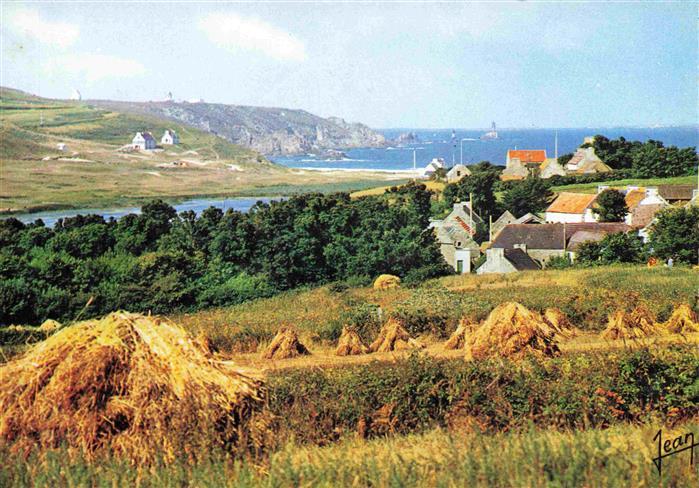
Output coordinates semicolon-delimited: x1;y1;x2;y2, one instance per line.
6;126;696;226
271;127;698;171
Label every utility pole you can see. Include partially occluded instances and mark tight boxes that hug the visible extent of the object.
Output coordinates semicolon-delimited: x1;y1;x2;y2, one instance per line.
469;192;474;236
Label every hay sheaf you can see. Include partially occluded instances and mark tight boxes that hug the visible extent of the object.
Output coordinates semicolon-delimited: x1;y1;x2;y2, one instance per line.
600;305;663;340
369;318;424;352
661;304;699;334
543;308;579;339
444;319;474;350
466;302;560;360
373;274;401;290
0;312;264;463
335;327;369;356
262;326;310;359
38;319;62;332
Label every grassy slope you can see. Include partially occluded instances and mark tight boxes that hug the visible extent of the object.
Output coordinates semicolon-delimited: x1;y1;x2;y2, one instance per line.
0;88;406;213
174;265;699;357
551;174;697;193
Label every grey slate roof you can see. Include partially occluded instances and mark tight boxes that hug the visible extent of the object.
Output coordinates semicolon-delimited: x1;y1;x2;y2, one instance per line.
504;248;540;271
491;223;632;250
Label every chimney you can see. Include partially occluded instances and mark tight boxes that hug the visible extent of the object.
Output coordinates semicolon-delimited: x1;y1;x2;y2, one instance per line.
645;187;659;198
597;185;609;194
626;185;639;193
489;248;505;259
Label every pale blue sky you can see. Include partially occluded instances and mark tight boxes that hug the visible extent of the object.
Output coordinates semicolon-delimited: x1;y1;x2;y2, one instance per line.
2;1;697;129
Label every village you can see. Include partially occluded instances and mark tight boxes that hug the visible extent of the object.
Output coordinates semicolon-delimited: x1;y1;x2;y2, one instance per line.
424;136;698;275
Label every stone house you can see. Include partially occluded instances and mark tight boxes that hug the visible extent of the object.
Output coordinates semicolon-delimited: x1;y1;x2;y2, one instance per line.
489;222;632;265
422;158;446;178
446;164;471;183
501;150;547;180
132;132;156;150
564;146;611;174
430;201;483;273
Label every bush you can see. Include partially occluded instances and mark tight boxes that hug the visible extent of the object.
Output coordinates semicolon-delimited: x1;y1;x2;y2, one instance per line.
323;302;383;342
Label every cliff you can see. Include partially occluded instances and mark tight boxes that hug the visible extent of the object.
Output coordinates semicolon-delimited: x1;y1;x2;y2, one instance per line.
89;100;386;156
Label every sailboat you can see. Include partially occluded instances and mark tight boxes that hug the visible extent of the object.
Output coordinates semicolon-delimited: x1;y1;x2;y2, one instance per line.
480;121;498;140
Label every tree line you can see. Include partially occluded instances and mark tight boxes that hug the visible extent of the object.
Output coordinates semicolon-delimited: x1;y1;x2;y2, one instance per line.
0;184;449;325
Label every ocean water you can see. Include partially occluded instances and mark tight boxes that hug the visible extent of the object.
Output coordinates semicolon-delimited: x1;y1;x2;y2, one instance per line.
10;197;281;228
272;127;698;171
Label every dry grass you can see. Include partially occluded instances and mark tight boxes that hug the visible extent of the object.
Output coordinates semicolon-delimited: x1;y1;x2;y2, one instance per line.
0;312;264;463
262;326;310;360
466;302;560;360
38;319;61;332
369;318;424;352
335;327;369;356
600;304;663;341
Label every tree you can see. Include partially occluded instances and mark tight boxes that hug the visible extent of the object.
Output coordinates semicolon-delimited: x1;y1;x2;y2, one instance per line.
442;171;501;221
593;189;628;222
501;177;553;217
576;232;647;265
648;206;699;264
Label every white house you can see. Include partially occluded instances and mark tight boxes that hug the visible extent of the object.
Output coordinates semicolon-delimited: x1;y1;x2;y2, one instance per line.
161;129;179;145
446;164;471;183
422;158;446;178
477;248;540;275
132;132;156;150
545;192;599;223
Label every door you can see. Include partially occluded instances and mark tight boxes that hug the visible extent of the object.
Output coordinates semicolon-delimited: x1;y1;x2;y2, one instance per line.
456;260;464;274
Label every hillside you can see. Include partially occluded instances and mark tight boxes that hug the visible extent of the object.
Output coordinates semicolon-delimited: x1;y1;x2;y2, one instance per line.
0;88;404;213
89;99;386;155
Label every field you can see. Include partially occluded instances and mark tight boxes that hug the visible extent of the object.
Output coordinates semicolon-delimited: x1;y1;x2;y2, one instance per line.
1;263;698;486
0;88;410;213
551;174;697;193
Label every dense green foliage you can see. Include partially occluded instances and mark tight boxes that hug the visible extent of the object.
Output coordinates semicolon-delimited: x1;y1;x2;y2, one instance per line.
577;233;648;265
266;347;698;444
501;176;553;217
590;135;697;177
592;189;629;222
648;205;699;265
0;184;449;325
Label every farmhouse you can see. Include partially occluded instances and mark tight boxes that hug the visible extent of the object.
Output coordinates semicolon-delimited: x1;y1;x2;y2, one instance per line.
161;129;179;145
477;248;540;275
545;192;599;223
501;149;547;180
488;222;632;265
431;201;483;273
657;185;697;205
446;164;471;183
564;146;611;174
132;132;156;150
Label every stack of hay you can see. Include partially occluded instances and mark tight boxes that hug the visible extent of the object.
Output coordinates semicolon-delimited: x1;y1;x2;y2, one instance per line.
543;308;579;339
465;302;560;360
0;312;264;463
262;326;310;359
373;274;401;290
38;319;62;333
444;318;475;350
661;304;699;334
335;326;368;356
369;317;424;352
600;304;663;340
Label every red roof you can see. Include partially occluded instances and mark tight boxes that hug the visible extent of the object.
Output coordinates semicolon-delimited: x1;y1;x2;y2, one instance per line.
455;216;475;236
508;150;547;164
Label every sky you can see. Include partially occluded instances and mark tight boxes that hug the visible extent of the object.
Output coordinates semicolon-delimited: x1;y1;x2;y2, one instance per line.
1;1;697;129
